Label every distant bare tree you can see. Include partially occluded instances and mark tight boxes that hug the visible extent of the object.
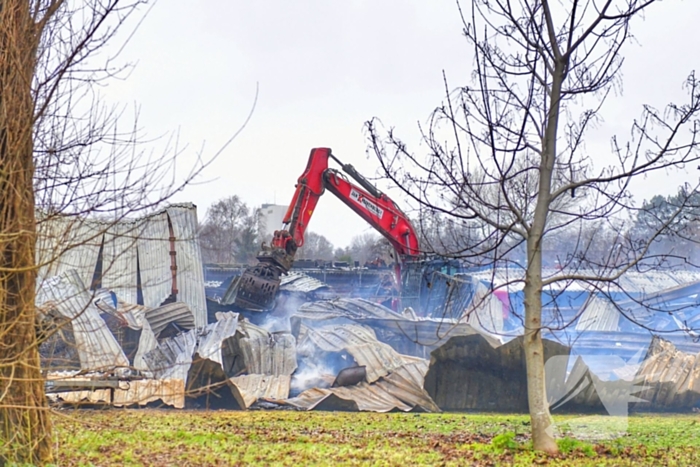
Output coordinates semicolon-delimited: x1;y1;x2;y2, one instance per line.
347;233;391;265
199;196;264;264
367;0;700;453
296;232;335;261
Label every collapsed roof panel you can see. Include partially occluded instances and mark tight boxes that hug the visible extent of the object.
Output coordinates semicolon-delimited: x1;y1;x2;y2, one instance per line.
167;205;208;328
284;361;438;412
137;211;172;312
230;374;291;409
279;272;330;293
296;298;405;321
37;270;129;373
424;334;570;411
227;320;298;376
36;216;105;290
301;324;424;383
36;204;207;327
102;221;139;305
635;337;700;409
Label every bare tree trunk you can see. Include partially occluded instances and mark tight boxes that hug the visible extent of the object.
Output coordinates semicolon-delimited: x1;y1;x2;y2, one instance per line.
0;0;52;464
524;236;557;453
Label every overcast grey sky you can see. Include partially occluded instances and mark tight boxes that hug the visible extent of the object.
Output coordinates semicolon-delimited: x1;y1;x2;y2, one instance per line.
103;0;700;248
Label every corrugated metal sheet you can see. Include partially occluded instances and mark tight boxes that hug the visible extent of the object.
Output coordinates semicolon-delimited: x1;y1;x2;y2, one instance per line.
230;374;291;408
285;361;438;412
37;270;130;373
113;379;185;408
137;210;172;310
575;296;621;332
145;302;196;336
47;389;111;405
143;329;198;381
424;334;570;411
167;204;207;328
144;315;296;400
36;204;207;328
232;320;298;375
462;280;504;334
301;324;425;383
635;337;700;409
37;216;104;289
280;272;329;293
197;314;240;366
471;268;700;294
293;297;502;358
297;298;405;321
46;378;185;408
133;319;157;373
102;221;139;305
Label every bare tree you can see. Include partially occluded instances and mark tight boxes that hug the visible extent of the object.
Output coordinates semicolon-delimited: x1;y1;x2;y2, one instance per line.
199;196;264;264
1;0;237;462
347;233;391;266
296;231;335;261
367;0;700;453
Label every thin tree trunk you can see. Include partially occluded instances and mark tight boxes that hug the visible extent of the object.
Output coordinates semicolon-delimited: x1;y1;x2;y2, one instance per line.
523;235;557;454
0;0;52;464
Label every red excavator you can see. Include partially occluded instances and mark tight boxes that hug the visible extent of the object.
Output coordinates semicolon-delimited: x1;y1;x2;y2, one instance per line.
230;147;423;312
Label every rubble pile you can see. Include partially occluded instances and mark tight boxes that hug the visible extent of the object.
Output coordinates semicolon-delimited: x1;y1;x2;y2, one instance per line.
38;265;700;413
40;270;480;411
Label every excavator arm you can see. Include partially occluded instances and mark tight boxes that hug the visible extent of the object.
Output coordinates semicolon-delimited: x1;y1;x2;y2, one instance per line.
232;147;420;311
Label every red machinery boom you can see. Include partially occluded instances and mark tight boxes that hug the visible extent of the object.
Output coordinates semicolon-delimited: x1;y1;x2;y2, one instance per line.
233;147;420;311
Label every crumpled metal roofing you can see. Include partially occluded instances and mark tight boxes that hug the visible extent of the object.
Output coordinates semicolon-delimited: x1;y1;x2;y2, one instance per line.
229;374;291;408
280;272;330;293
37;204;207;328
112;379;185;408
144;302;196;336
46;375;185;408
37;270;129;373
575;296;621;332
196;314;240;367
167;204;208;328
293;298;502;357
284;361;438;412
635;336;700;409
144;313;297;405
471;267;700;294
47;389;112;405
137;209;172;311
231;320;298;376
297;298;405;321
143;329;198;381
301;324;425;383
36;216;104;291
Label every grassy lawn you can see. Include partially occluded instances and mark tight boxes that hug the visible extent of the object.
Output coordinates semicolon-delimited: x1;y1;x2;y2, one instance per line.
51;409;700;466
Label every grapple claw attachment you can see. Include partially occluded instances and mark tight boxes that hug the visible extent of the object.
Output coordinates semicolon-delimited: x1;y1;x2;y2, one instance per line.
232;263;282;311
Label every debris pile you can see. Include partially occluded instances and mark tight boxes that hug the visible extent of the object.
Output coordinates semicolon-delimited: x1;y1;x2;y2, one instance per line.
39;265;700;413
39;270;477;412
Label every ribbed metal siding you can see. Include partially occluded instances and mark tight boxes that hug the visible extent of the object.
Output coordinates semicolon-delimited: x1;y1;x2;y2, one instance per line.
167;204;207;328
38;270;129;372
137;211;172;308
37;216;104;289
102;220;139;305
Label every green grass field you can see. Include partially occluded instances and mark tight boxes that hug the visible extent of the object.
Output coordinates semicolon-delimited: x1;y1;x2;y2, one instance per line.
51;410;700;466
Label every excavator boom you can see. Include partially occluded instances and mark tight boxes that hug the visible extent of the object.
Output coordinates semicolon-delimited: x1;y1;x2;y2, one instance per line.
231;147;420;311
